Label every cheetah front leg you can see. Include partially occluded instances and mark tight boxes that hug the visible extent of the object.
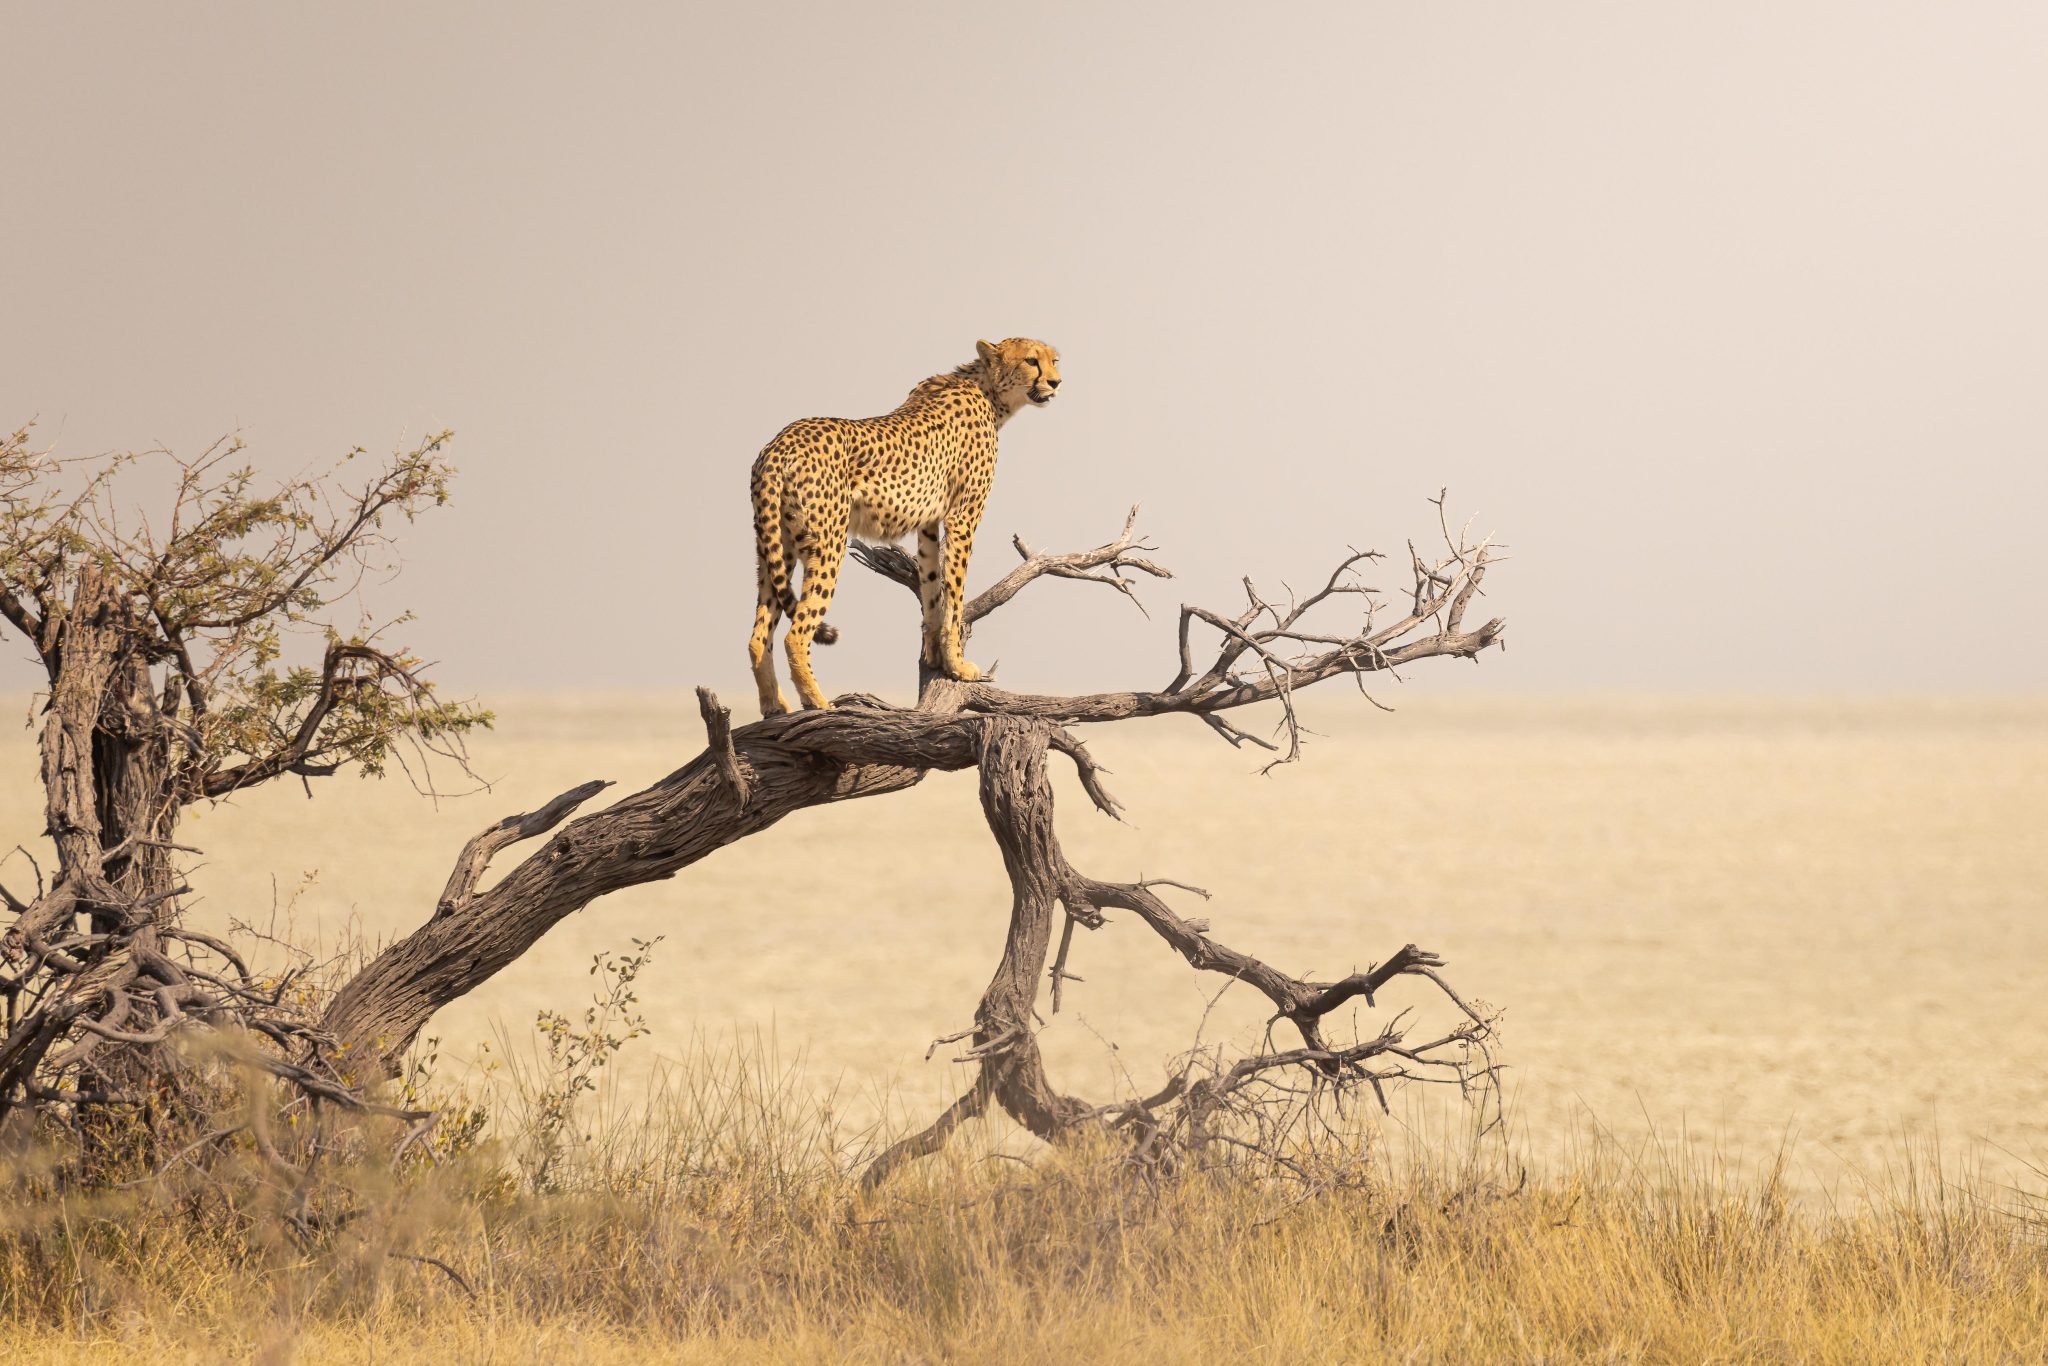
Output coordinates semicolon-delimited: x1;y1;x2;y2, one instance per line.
936;503;984;683
916;521;945;670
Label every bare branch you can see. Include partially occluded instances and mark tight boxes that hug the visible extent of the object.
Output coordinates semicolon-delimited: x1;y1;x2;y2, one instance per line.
852;504;1172;632
860;1077;991;1193
845;712;1501;1184
958;496;1505;766
434;779;614;921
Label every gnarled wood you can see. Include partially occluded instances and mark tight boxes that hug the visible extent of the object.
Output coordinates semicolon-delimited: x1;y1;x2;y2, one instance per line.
320;498;1508;1183
0;430;480;1142
321;697;949;1076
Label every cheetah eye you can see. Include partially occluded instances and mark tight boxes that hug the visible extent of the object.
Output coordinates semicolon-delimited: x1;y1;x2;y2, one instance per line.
1025;358;1040;370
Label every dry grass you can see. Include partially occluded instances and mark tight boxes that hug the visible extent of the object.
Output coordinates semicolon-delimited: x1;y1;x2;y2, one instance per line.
3;1034;2044;1365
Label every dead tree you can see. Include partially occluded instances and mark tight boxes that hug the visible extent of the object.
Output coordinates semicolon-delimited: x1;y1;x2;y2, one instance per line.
321;504;1509;1183
0;426;485;1149
3;418;1506;1184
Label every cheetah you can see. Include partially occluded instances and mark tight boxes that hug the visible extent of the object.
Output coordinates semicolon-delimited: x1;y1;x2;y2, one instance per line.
747;337;1062;716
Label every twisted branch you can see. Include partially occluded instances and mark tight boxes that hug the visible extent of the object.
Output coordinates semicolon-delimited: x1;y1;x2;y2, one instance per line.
858;711;1500;1189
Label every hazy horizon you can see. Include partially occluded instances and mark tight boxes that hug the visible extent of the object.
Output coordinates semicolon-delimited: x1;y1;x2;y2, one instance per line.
6;3;2044;698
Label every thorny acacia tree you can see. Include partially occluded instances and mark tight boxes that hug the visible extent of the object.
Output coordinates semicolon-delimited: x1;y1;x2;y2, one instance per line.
2;420;1508;1184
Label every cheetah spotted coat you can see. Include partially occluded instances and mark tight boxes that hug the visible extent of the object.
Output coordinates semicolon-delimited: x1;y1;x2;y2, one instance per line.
747;337;1061;716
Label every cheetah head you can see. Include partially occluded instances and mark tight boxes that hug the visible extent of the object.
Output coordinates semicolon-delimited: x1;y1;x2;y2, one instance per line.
976;337;1062;409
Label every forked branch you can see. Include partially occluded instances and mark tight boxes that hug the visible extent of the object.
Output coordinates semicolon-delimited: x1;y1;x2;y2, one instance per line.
850;503;1170;635
858;714;1500;1189
953;497;1504;768
435;780;614;920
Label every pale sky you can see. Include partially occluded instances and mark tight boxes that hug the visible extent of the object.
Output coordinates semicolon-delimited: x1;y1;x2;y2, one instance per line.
4;3;2044;697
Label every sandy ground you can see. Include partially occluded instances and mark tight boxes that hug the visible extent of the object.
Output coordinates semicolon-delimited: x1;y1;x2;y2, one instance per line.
5;692;2043;1194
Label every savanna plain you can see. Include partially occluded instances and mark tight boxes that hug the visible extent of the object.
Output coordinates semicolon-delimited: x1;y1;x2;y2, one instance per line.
5;692;2046;1363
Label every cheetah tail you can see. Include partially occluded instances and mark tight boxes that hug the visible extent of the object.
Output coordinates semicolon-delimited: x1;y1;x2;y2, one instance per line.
754;470;837;645
771;584;838;646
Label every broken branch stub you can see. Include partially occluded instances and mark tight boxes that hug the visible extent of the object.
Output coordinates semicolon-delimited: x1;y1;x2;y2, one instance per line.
434;780;614;921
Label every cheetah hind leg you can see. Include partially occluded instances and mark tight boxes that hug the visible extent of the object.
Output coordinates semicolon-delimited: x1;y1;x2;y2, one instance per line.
784;539;846;711
773;580;840;648
751;577;836;721
749;594;791;717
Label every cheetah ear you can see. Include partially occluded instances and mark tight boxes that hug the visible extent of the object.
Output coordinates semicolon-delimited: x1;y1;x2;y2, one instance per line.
975;339;999;365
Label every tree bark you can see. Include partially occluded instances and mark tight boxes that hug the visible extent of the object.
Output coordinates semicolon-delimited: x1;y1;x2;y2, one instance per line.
963;715;1095;1136
8;565;183;952
321;699;960;1076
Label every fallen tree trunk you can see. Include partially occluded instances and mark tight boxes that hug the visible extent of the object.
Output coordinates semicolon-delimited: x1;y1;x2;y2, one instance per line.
321;692;943;1076
321;498;1508;1179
